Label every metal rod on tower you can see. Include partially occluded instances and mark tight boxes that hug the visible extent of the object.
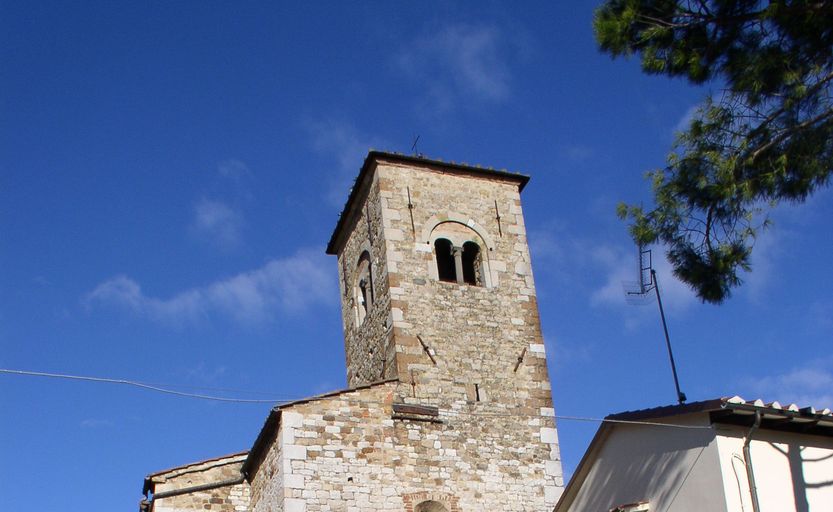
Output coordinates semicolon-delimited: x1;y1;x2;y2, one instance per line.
406;186;416;237
651;269;686;405
411;135;422;157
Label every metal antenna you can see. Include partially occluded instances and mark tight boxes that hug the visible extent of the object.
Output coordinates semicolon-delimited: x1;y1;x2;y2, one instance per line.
411;135;422;157
625;246;687;405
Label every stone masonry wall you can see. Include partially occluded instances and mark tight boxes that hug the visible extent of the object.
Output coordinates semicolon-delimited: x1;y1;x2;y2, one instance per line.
149;455;250;512
373;160;564;509
250;383;397;512
248;378;558;512
249;417;285;512
337;172;396;387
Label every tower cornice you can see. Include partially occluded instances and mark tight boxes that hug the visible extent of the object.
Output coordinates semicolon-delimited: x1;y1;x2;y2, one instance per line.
326;151;529;255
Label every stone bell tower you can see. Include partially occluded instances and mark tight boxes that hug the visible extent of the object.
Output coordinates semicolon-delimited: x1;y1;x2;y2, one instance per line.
327;151;550;393
141;151;565;512
327;151;563;507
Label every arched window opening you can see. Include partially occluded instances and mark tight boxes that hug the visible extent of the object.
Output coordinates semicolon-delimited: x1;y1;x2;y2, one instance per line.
434;238;456;283
354;252;373;325
434;238;485;287
358;278;369;310
415;501;449;512
461;241;481;285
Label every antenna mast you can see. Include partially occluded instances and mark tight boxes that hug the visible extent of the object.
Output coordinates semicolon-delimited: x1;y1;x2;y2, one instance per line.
411;135;422;157
627;246;687;405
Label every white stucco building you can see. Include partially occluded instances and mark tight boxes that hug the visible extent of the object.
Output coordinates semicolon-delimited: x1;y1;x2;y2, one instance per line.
555;396;833;512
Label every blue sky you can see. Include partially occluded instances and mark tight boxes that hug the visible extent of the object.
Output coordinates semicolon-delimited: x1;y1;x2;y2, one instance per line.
2;1;831;510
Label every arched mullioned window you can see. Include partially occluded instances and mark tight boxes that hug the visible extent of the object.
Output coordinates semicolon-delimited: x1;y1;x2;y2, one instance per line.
354;251;373;325
433;237;483;286
434;238;456;282
427;219;492;288
415;501;449;512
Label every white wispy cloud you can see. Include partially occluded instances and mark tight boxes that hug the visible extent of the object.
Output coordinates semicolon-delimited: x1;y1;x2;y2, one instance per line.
529;222;697;323
543;331;594;371
740;226;779;302
85;249;335;325
190;159;254;249
184;362;227;383
308;119;374;173
590;245;698;313
397;23;514;113
215;159;255;201
191;198;244;249
560;144;595;163
217;159;251;180
807;300;833;330
674;104;700;135
305;119;385;204
741;186;833;301
742;361;833;409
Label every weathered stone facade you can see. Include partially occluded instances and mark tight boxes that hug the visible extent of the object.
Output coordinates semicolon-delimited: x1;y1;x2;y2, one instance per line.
336;172;396;386
141;152;564;512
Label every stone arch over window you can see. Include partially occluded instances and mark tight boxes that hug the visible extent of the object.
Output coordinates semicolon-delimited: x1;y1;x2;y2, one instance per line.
426;220;492;288
402;492;458;512
353;251;373;325
420;213;496;251
415;501;449;512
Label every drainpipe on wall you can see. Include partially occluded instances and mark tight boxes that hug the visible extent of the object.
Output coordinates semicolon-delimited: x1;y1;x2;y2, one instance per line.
742;411;762;512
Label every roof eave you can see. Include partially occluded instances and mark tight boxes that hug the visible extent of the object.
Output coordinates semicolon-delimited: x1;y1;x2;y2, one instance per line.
605;398;725;423
241;408;282;479
143;451;249;496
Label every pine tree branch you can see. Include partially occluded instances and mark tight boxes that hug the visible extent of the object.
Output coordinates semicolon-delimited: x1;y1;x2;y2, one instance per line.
748;108;833;163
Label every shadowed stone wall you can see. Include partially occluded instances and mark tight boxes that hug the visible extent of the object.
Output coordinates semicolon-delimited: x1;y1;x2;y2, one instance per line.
146;454;250;512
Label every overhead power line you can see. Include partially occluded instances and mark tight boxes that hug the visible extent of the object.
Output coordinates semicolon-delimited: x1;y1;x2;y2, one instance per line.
0;368;279;403
0;368;710;430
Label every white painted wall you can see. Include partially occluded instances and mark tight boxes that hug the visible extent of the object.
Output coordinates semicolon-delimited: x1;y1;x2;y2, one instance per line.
564;413;728;512
714;425;833;512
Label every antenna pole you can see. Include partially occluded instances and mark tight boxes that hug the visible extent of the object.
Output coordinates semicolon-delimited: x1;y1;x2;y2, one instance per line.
651;269;686;404
411;135;421;157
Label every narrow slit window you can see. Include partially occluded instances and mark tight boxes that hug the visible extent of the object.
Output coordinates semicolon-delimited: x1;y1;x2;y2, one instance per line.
434;238;456;282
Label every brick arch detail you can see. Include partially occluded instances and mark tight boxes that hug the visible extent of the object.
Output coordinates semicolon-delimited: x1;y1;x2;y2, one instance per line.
402;492;460;512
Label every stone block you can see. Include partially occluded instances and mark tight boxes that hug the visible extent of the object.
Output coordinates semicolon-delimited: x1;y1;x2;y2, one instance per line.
284;498;306;512
284;445;307;460
540;427;558;444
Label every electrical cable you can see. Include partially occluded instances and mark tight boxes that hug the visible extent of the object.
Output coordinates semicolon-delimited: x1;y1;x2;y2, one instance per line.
0;367;711;429
0;368;279;403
